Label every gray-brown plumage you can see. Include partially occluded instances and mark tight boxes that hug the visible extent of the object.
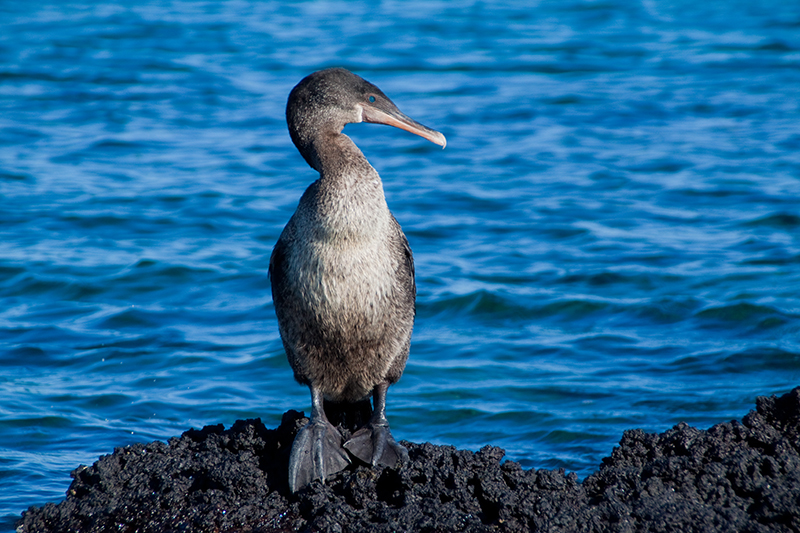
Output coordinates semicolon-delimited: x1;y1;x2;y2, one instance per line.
269;68;446;492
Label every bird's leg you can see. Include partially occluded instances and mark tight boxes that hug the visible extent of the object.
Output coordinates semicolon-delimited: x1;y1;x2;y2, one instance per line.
343;381;409;467
288;385;351;493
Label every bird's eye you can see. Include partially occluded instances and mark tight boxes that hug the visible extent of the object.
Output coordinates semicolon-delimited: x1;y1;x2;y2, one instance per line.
368;95;376;103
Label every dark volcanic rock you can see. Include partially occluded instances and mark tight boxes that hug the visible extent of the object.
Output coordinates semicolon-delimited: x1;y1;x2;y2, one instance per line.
17;388;800;533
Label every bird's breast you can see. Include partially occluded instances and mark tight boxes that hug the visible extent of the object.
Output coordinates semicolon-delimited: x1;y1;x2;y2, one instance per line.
288;222;398;323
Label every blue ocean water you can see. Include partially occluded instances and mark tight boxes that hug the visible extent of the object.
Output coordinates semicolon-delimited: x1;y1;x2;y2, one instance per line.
2;0;800;528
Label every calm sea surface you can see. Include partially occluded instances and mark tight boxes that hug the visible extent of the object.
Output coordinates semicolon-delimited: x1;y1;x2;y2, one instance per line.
2;0;800;528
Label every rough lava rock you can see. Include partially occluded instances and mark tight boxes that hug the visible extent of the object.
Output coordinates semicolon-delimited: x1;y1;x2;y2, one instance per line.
17;388;800;532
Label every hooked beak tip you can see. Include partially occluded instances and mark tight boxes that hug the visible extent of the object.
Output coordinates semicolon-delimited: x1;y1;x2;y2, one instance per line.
428;130;447;149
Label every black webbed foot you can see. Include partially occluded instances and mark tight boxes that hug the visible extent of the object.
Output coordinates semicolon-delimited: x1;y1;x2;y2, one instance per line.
342;380;408;468
343;422;408;467
288;417;350;492
288;388;351;493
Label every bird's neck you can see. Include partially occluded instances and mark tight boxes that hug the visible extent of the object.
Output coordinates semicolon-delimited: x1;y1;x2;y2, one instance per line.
298;131;391;241
312;131;381;189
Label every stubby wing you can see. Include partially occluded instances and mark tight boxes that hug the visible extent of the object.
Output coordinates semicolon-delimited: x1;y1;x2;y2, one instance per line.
268;236;287;312
390;213;416;316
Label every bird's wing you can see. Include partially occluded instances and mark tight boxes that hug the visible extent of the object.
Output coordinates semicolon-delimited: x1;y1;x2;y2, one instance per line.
390;214;416;310
269;228;290;316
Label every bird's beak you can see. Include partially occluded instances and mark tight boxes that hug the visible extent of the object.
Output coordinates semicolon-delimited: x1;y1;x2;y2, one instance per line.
362;105;447;148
